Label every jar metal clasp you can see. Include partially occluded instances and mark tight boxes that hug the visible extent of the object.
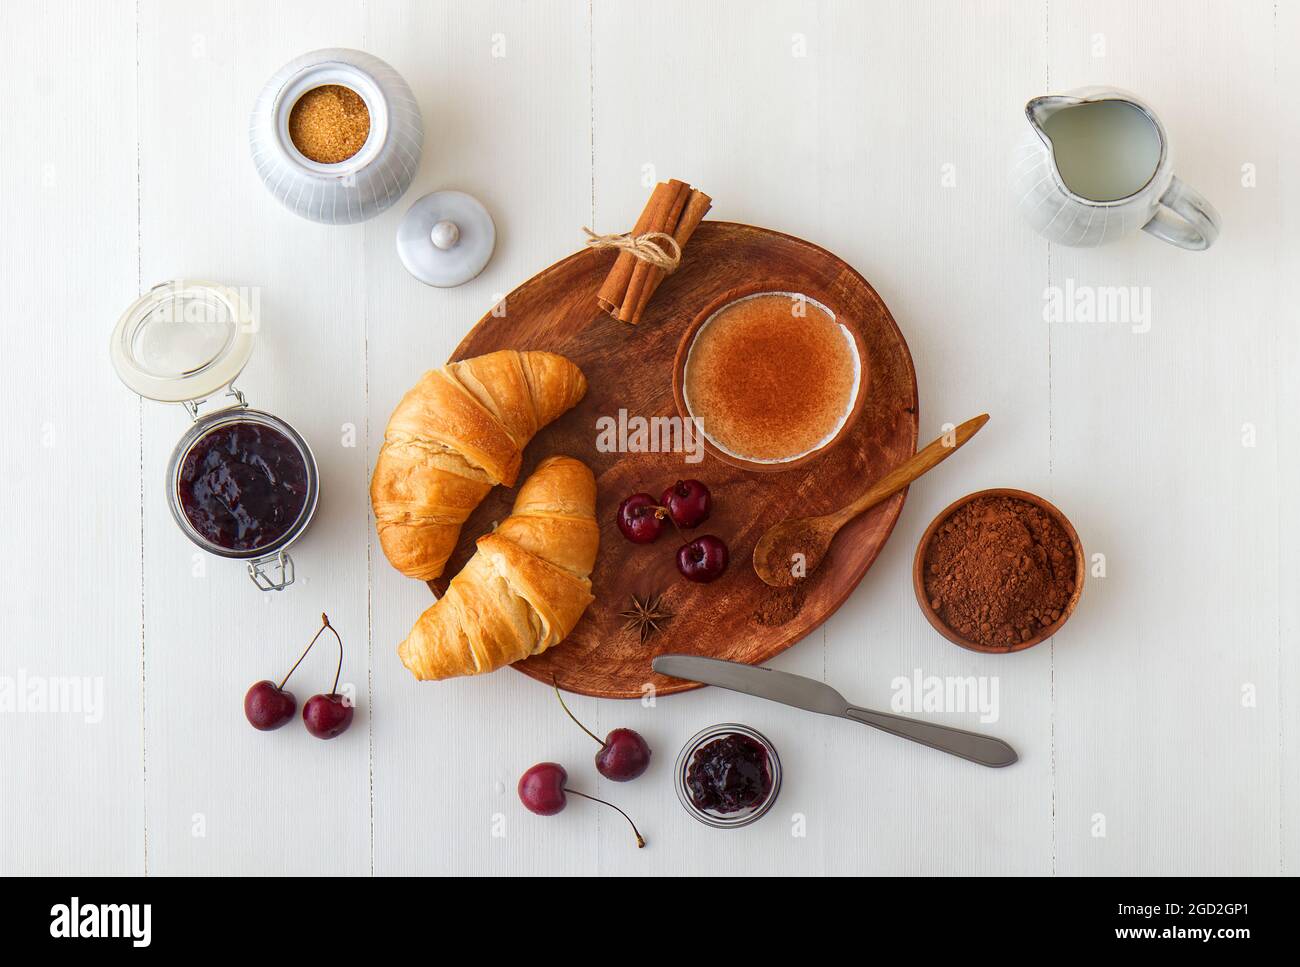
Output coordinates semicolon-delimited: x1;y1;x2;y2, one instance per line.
182;384;248;422
248;550;295;591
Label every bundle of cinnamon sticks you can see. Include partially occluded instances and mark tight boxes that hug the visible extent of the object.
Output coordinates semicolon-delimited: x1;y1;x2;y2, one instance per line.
596;179;711;325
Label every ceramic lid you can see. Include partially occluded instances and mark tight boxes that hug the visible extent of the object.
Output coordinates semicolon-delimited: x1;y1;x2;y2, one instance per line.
396;190;496;287
110;281;256;403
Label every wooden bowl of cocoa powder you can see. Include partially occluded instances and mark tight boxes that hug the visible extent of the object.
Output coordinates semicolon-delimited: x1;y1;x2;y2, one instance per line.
913;488;1084;653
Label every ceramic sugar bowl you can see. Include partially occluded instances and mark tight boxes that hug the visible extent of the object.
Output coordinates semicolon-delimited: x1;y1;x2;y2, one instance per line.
250;48;423;225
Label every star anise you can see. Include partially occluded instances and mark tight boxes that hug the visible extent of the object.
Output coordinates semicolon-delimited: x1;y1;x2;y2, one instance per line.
619;592;673;644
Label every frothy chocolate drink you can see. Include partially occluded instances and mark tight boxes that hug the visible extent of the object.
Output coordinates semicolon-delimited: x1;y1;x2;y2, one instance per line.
683;292;860;463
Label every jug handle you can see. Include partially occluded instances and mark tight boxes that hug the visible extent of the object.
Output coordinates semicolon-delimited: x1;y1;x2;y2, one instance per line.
1142;176;1221;250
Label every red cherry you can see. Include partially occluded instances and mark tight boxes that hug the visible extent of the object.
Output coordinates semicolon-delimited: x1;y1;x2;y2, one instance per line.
244;680;295;731
518;762;568;815
597;728;653;781
303;693;354;739
617;493;667;543
677;535;729;582
661;479;712;528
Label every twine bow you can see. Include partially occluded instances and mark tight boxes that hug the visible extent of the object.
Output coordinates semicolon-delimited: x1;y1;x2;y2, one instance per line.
582;227;682;273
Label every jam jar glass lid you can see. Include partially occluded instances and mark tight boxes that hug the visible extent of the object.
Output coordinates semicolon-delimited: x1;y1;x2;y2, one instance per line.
110;281;256;404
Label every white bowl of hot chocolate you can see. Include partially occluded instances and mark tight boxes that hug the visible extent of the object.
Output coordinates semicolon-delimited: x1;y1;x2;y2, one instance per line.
672;289;867;472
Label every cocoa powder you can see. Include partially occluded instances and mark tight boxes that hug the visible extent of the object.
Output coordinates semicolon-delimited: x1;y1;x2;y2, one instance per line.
922;495;1076;648
752;583;807;626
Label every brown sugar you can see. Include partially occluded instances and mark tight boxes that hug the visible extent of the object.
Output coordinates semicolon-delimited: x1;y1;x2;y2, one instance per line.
288;85;371;164
922;495;1077;648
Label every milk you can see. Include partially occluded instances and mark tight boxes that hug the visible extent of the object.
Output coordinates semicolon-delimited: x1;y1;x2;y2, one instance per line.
1040;99;1161;202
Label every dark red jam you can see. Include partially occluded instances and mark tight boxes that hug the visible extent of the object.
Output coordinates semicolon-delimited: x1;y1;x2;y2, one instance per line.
177;421;309;552
685;732;772;814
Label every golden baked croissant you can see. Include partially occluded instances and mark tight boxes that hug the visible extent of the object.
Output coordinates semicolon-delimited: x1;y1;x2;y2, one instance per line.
398;455;599;681
370;350;586;580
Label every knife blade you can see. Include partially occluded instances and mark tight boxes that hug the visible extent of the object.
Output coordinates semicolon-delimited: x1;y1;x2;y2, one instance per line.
653;655;851;716
652;654;1018;768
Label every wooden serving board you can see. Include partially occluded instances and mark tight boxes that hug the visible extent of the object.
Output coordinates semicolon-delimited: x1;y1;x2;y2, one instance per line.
439;221;918;698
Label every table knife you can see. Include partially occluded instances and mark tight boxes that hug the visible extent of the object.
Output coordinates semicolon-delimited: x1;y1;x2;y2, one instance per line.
652;655;1018;768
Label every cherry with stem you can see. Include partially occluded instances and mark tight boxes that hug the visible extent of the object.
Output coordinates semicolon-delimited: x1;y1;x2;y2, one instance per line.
552;677;651;781
302;614;354;740
517;762;646;848
244;613;332;732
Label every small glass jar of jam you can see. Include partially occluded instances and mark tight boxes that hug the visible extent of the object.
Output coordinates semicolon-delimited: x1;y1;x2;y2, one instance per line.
110;281;319;590
674;723;782;829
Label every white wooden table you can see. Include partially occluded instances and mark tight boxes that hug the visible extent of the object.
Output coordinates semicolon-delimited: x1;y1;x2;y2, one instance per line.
2;0;1295;876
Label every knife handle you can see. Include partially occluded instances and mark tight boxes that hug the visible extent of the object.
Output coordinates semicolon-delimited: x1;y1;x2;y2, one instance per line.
843;706;1018;768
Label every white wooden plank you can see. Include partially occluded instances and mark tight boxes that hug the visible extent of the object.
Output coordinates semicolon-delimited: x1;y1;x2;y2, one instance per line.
0;0;144;875
1047;0;1281;874
136;0;372;874
1276;0;1300;876
815;0;1055;876
363;0;595;875
589;0;837;876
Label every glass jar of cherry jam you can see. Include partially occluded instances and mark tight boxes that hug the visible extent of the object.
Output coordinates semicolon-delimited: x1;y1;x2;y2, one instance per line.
674;724;781;829
110;281;319;590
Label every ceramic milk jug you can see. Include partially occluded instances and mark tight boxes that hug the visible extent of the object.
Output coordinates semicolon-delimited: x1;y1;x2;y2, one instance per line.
1011;86;1220;250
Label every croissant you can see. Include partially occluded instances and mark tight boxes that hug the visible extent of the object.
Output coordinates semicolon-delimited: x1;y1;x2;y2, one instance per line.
398;456;599;681
370;350;587;580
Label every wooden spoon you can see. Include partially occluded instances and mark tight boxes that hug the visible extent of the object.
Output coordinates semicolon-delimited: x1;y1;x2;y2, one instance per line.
752;414;989;587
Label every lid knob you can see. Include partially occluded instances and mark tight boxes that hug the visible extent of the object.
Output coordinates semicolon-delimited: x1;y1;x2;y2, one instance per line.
430;220;460;250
